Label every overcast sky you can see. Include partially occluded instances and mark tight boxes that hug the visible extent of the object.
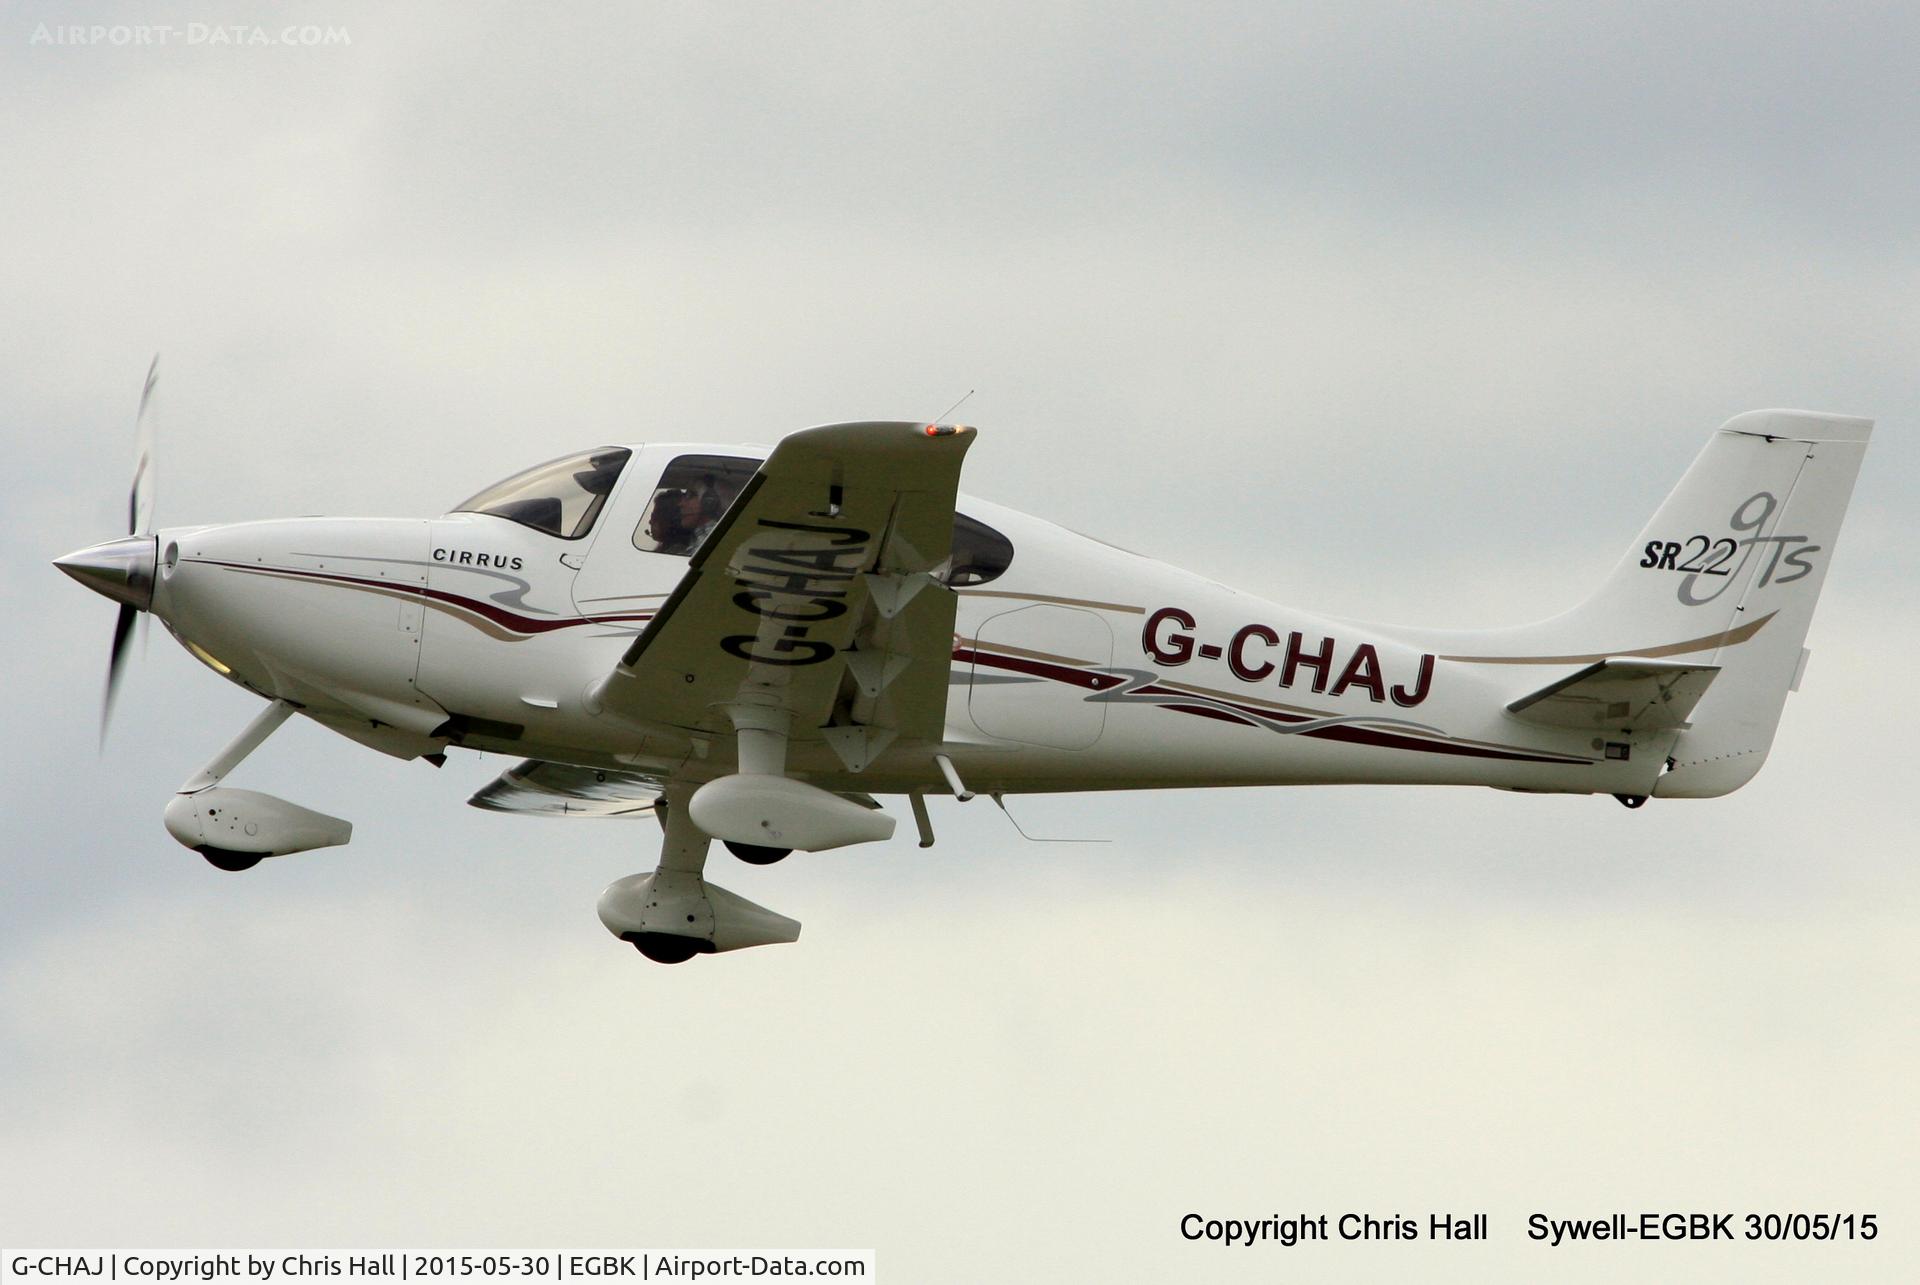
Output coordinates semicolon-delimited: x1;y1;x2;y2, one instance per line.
3;3;1915;1280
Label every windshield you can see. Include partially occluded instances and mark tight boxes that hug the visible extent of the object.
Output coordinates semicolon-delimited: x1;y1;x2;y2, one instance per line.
454;448;631;539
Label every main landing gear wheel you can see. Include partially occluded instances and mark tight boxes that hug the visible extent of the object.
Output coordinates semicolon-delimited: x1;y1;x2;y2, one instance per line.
623;932;712;965
1613;794;1648;809
196;846;263;872
724;840;792;865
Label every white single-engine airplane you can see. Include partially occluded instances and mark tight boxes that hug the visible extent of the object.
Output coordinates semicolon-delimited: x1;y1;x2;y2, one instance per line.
58;367;1873;962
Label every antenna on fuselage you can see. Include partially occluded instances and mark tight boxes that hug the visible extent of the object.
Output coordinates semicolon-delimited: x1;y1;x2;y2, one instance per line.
989;793;1109;844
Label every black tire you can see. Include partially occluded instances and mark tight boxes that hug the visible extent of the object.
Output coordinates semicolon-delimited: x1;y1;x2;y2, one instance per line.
626;932;708;964
725;840;792;865
197;846;263;872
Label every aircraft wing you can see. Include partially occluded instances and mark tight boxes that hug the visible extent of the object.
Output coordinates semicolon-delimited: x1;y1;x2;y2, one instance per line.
590;421;975;771
468;759;664;818
1505;659;1720;732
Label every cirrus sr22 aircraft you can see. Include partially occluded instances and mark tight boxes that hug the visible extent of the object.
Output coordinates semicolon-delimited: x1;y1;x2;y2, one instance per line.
58;369;1872;962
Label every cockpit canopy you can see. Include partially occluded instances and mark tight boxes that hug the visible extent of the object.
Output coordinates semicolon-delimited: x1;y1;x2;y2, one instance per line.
453;448;631;539
453;442;1015;584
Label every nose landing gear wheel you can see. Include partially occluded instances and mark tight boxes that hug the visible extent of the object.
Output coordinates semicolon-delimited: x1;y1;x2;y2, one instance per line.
1613;794;1648;809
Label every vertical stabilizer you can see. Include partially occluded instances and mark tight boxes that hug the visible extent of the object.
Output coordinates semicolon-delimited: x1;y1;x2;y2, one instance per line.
1644;411;1871;795
1435;410;1871;798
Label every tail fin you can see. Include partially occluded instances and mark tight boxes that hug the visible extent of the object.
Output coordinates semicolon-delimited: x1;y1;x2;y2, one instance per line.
1504;410;1871;796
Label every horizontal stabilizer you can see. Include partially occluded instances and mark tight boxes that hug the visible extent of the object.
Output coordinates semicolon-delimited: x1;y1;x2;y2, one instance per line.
468;759;663;818
1506;659;1720;732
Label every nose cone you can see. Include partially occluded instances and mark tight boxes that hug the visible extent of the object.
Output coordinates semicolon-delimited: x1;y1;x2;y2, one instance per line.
55;535;157;611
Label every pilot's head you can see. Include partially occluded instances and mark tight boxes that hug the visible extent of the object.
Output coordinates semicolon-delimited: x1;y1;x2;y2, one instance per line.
649;489;691;543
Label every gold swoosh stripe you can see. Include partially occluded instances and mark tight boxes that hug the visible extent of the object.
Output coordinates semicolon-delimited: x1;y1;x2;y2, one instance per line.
1440;611;1776;665
955;589;1147;615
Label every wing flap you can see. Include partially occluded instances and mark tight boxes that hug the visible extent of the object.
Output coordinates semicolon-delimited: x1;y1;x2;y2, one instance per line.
469;759;663;818
1506;658;1720;731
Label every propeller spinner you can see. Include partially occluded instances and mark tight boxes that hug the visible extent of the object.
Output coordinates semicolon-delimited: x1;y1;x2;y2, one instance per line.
55;354;160;742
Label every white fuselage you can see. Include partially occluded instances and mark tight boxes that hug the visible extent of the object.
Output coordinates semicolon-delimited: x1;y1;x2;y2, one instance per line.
147;441;1653;801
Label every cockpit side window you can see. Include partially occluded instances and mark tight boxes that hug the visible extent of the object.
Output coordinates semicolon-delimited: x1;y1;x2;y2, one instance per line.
633;454;760;557
625;453;1013;583
942;513;1014;586
454;448;632;540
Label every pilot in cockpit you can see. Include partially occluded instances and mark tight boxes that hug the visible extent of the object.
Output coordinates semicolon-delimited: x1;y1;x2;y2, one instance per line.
684;476;730;549
646;488;696;554
632;456;755;557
